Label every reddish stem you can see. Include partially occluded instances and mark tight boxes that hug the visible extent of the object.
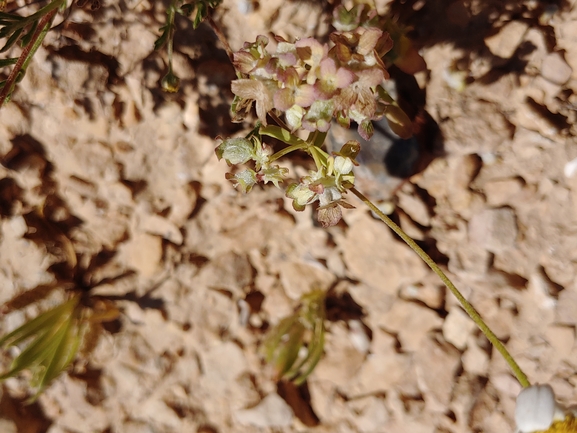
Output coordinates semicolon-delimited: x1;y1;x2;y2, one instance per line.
0;8;57;107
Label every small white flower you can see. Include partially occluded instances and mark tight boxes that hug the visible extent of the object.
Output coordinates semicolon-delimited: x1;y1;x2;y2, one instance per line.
515;385;565;433
333;155;353;175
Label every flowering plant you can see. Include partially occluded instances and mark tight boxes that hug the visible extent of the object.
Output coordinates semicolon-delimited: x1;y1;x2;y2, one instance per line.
215;5;572;427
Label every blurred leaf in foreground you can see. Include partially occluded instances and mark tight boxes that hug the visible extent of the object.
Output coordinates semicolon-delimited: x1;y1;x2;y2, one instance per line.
261;289;326;385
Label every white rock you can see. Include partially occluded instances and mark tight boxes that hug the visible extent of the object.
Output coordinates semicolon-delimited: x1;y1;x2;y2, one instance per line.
485;21;529;59
355;396;390;433
468;207;517;252
442;306;475;350
234;393;294;428
0;419;17;433
200;342;248;393
564;157;577;178
119;232;163;278
462;338;489;375
541;52;573;85
379;301;443;352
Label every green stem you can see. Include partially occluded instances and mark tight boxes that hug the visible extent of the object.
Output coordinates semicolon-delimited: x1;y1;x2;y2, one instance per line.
269;142;308;162
350;187;530;388
166;2;176;71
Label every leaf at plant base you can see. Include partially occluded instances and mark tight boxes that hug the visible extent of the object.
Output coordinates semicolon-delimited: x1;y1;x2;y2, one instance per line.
0;12;26;24
0;312;71;380
385;105;413;139
262;316;305;376
275;322;306;378
290;319;324;385
286;290;326;384
179;3;194;16
261;315;299;361
0;297;78;348
33;316;82;399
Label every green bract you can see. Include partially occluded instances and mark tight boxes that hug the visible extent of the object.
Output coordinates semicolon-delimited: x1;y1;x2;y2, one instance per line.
216;137;255;166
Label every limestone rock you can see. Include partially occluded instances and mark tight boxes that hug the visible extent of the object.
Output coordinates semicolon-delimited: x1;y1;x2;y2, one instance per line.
485;21;529;59
469;207;517;253
234;393;294;428
541;52;573;85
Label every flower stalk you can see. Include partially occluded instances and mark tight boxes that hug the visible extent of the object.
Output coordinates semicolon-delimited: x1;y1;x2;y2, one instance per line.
350;186;531;388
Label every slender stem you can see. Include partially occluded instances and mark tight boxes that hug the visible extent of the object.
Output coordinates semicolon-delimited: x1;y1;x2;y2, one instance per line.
0;7;58;107
269;111;290;131
350;187;531;388
166;2;176;71
269;142;308;162
206;15;234;63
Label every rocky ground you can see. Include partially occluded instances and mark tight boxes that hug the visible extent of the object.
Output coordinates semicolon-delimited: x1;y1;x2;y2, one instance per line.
1;0;577;432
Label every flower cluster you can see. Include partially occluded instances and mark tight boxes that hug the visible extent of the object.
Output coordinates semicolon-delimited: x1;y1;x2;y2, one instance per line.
286;140;360;227
332;3;427;75
231;27;412;140
216;128;361;227
515;385;577;433
215;134;288;193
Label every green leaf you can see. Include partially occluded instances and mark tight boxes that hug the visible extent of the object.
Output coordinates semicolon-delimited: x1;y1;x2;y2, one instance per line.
192;2;207;29
179;3;194;16
0;11;25;23
0;297;78;348
262;316;305;378
260;125;307;147
0;57;17;67
154;25;171;51
0;27;23;53
225;169;258;193
0;318;66;380
215;137;255;165
291;319;324;385
19;19;38;47
261;315;299;361
36;315;81;394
